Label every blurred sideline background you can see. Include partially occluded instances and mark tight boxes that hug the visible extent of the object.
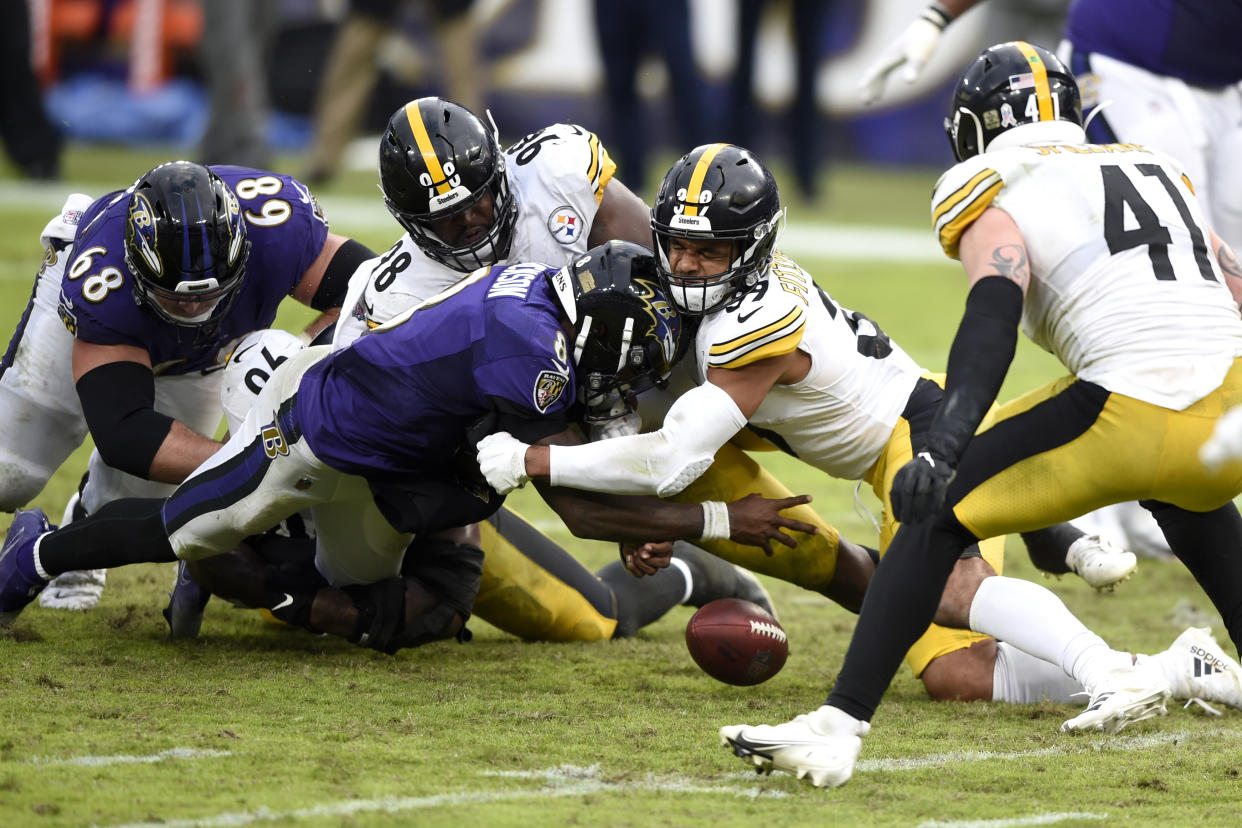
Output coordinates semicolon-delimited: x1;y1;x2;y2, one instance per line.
5;0;1072;200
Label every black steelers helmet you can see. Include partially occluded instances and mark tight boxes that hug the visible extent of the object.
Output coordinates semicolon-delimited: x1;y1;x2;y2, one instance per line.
946;41;1083;162
378;97;517;272
124;161;249;328
650;143;783;316
558;240;683;420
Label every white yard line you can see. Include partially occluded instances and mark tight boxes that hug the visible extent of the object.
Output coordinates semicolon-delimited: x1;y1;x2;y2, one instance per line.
28;747;231;766
917;814;1108;828
88;730;1233;827
0;182;951;267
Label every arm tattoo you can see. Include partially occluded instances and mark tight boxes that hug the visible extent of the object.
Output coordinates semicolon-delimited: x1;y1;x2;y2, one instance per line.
1217;241;1242;283
985;244;1029;284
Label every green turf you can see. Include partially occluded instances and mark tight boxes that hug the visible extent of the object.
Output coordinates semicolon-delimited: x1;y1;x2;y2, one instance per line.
2;144;1241;827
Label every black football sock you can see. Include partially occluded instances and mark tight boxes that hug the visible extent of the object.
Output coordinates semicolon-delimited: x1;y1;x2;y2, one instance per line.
672;541;749;607
596;559;688;639
1020;523;1084;575
37;497;174;576
826;516;968;721
1142;499;1242;652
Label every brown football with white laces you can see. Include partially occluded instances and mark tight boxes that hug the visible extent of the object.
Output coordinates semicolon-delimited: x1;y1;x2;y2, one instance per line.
685;598;788;686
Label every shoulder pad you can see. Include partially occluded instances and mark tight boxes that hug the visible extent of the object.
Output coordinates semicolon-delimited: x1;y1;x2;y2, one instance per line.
507;123;616;205
931;155;1005;259
702;259;808;369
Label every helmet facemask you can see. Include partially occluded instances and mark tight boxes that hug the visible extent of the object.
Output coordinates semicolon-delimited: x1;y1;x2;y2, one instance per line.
561;241;683;423
650;143;784;316
379;97;518;273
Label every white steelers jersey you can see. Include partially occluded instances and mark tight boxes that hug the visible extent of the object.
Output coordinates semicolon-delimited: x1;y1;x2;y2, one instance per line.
693;252;923;479
933;140;1242;410
333;123;615;349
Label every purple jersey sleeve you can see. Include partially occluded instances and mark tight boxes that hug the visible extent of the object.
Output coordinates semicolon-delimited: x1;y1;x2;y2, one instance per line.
1066;0;1242;87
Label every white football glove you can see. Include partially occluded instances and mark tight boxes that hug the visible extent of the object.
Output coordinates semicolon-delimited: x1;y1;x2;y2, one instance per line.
859;4;952;105
476;431;532;494
1200;405;1242;470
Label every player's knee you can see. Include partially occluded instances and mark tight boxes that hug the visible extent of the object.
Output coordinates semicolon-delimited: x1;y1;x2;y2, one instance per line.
0;462;52;512
920;640;996;702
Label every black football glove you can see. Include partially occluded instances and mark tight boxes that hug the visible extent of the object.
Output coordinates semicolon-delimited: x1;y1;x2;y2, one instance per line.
890;450;956;524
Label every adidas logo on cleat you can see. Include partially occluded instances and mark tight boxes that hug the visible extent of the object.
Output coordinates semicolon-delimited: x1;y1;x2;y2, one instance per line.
1190;646;1228;677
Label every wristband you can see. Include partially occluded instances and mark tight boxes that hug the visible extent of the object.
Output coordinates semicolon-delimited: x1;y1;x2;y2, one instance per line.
922;3;953;29
700;501;731;542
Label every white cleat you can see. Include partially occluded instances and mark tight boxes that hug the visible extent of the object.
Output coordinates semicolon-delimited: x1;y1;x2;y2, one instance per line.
720;705;870;789
1061;665;1171;734
38;569;106;611
1065;534;1137;591
1146;627;1242;711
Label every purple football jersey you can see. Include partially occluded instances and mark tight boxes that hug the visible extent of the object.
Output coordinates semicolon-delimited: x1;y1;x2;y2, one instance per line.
1066;0;1242;87
57;165;328;375
293;262;575;480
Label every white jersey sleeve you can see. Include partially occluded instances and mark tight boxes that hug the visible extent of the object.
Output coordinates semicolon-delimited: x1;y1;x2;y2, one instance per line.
331;235;470;351
932;141;1242;410
506;123;618;266
695;253;924;480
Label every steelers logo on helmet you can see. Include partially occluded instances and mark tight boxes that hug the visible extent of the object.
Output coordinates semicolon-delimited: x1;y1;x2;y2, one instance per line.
650;143;784;316
568;240;685;422
945;41;1084;162
123;161;250;328
379;97;517;273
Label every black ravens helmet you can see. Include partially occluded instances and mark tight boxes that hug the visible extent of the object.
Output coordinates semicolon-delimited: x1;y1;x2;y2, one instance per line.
556;240;683;420
124;161;249;328
378;97;517;272
946;41;1083;162
650;143;784;316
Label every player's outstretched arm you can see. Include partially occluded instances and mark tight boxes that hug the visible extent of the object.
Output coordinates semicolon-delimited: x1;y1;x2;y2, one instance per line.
859;0;980;105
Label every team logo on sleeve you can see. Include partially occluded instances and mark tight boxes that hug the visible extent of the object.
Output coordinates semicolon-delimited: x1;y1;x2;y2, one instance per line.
533;369;569;412
261;422;290;459
57;295;77;336
547;205;583;244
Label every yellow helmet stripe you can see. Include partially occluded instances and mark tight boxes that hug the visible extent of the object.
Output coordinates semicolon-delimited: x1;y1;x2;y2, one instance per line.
683;143;727;217
406;101;451;195
1015;41;1053;121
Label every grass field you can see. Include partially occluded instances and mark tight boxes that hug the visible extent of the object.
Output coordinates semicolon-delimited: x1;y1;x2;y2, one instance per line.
2;145;1241;827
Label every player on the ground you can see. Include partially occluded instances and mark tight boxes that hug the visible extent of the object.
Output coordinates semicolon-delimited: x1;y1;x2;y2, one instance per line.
476;139;1240;713
0;242;815;652
312;96;877;638
0;160;373;610
357;95;1128;634
720;41;1242;788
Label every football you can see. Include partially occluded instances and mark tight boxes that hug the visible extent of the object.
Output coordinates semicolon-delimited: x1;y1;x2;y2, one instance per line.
685;598;788;686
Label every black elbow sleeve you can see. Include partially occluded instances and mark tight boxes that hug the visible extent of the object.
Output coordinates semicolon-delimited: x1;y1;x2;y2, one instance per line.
929;276;1024;462
311;238;375;311
76;362;176;478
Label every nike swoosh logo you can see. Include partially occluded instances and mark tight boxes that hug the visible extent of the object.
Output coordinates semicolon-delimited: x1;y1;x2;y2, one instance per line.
230;343;257;364
737;308;760;324
271;593;294;612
